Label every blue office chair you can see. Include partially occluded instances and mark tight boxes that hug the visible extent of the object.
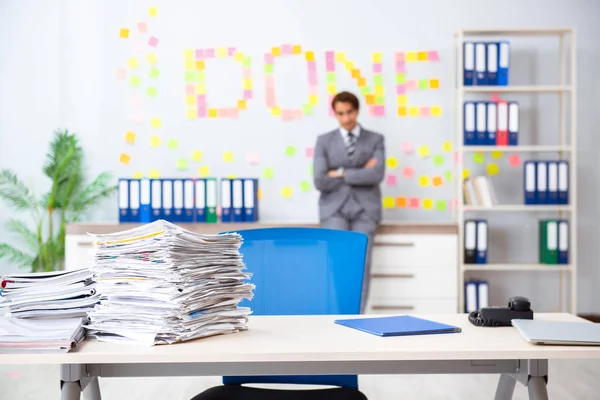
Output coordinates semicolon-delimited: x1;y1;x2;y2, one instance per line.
191;227;369;400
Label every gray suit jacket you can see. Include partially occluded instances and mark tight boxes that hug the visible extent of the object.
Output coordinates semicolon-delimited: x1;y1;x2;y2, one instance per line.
313;127;386;223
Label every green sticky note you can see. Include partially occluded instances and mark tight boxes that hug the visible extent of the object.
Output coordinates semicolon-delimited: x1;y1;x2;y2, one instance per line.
130;76;141;87
433;154;444;166
147;87;158;98
264;64;274;74
361;86;370;96
149;68;160;79
176;158;188;170
326;72;336;83
376;95;385;105
196;71;206;82
396;74;406;84
308;164;313;176
436;200;447;211
445;171;453;182
185;71;195;83
300;180;311;192
167;139;178;149
373;74;383;86
473;152;485;164
419;79;428;90
302;104;313;116
242;57;252;67
285;145;297;157
263;167;274;180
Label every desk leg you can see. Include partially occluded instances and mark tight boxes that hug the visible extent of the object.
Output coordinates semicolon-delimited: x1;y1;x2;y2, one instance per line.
527;376;549;400
61;382;81;400
82;377;102;400
61;364;102;400
494;374;516;400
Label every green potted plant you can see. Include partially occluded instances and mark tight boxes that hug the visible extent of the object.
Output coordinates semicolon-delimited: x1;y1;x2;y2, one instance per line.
0;129;117;272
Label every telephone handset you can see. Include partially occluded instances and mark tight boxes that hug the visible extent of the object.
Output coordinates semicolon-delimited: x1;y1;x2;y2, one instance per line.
468;296;534;327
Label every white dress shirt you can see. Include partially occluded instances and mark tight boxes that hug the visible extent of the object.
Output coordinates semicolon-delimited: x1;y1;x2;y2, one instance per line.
339;125;361;147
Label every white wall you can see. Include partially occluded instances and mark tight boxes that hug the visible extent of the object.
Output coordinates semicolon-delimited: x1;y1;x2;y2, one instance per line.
1;0;599;312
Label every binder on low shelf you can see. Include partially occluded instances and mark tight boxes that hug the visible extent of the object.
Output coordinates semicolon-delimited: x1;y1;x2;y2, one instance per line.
558;220;569;265
463;42;475;86
464;220;477;264
205;178;218;223
129;179;140;223
547;161;559;205
183;179;195;223
477;280;490;309
140;178;151;223
524;161;537;204
486;102;497;145
464;102;476;145
476;102;487;145
508;101;519;145
220;178;233;223
539;219;558;264
465;280;478;313
194;179;206;223
232;179;244;223
496;100;508;146
536;162;548;205
150;179;162;222
558;161;569;205
118;179;129;223
243;178;259;222
476;220;488;264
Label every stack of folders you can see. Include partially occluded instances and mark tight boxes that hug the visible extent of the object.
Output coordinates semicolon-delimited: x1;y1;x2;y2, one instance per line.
539;219;569;265
85;219;255;346
524;161;569;205
0;268;97;353
118;177;259;224
464;220;488;264
463;176;497;207
463;41;510;86
463;100;519;146
464;280;489;313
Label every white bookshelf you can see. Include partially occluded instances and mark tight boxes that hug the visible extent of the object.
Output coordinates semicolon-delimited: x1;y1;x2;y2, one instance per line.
454;28;577;314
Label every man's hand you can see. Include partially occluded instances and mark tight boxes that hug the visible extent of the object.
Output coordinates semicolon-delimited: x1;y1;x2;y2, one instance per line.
364;158;378;169
328;169;340;177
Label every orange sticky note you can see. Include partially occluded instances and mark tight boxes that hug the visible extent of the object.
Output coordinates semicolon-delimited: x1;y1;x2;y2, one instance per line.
196;60;205;70
351;69;360;78
357;77;367;87
125;131;136;144
208;108;218;118
366;94;376;105
396;196;407;208
257;188;263;200
433;176;443;187
383;197;395;209
119;153;131;165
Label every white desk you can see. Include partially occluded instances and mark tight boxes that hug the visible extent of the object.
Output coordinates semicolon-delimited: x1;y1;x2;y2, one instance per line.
2;313;599;400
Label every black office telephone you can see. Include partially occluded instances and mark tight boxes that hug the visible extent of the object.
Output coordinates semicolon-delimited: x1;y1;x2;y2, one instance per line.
468;296;534;327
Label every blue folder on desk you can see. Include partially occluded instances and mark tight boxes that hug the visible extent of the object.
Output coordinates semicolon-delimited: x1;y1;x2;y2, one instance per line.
334;315;462;337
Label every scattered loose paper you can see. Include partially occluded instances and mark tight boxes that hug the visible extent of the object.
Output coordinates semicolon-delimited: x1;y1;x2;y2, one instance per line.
223;152;234;162
386;156;399;169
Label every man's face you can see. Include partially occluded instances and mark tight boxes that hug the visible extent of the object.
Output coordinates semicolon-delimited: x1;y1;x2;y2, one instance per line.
333;101;358;130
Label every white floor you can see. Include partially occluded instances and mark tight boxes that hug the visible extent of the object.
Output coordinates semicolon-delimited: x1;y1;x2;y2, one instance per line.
1;359;599;399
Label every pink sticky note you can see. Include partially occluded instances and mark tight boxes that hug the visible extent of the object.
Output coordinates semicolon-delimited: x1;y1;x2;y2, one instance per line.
292;109;303;119
386;174;397;186
308;74;318;86
420;107;431;117
197;107;206;118
205;48;215;58
228;47;236;56
243;90;253;100
325;51;335;63
402;166;415;178
396;84;406;95
454;151;463;164
308;85;318;95
264;54;274;64
401;141;414;154
509;153;522;167
281;44;292;55
246;152;260;164
326;60;335;72
428;51;440;61
265;75;275;88
216;205;222;217
196;49;204;59
197;95;206;105
407;80;418;91
219;108;229;118
148;36;158;47
137;22;147;33
243;68;252;79
228;107;239;118
115;68;126;80
373;105;385;116
373;63;383;73
396;52;405;61
409;197;420;209
305;147;315;158
185;84;194;95
282;110;294;121
395;61;406;73
307;61;317;73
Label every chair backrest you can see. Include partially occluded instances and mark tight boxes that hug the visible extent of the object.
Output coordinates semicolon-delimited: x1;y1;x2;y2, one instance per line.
220;227;368;389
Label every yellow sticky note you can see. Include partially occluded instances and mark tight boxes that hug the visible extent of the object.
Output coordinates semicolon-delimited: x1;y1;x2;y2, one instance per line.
133;172;144;179
167;139;178;149
292;45;302;54
223;152;234;162
195;83;206;94
487;163;500;176
148;169;160;179
397;107;407;117
443;141;453;152
186;108;197;120
281;186;293;199
345;61;355;71
185;60;195;70
463;169;471;179
146;87;158;98
431;106;442;117
429;78;440;89
417;51;428;61
406;52;417;62
383;197;395;209
216;47;227;58
192;150;203;162
237;99;247;110
184;49;194;60
151;118;162;129
418;175;430;187
119;28;129;39
335;52;346;62
374;85;384;96
119;153;131;165
226;174;237;179
147;53;158;65
417;146;431;158
491;151;504;159
128;57;139;69
271;106;281;116
372;52;383;63
234;51;244;62
397;95;408;105
257;188;263;200
327;84;337;94
409;107;420;117
149;135;161;147
271;47;281;56
243;78;253;90
386;156;399;169
177;158;188;170
305;51;315;61
198;165;210;177
148;6;158;17
195;60;205;70
186;95;196;106
423;198;434;210
308;94;318;106
208;108;218;118
125;131;136;144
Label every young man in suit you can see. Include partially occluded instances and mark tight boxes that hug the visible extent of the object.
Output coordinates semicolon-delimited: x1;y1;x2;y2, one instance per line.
313;91;386;313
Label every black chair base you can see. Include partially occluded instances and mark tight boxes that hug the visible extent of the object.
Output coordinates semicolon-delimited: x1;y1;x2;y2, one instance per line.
191;384;368;400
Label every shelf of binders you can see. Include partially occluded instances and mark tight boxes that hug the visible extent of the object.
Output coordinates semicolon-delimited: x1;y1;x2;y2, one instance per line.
461;85;571;93
461;146;572;152
462;264;572;272
462;205;572;212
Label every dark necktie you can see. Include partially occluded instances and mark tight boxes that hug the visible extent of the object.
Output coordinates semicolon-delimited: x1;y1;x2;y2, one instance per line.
347;132;356;160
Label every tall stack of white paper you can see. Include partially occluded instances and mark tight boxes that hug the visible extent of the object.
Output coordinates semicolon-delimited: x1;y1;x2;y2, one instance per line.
85;219;254;345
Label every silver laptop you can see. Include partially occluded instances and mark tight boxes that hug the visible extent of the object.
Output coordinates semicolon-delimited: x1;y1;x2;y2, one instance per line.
512;319;600;346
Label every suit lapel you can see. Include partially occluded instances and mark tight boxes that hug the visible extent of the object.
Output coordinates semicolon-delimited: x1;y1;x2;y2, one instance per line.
329;130;348;165
351;129;369;166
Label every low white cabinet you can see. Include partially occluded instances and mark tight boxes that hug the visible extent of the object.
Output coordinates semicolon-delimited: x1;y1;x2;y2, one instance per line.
367;233;458;314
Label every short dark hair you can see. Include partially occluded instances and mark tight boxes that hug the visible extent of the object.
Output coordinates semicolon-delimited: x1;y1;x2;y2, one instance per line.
331;91;360;111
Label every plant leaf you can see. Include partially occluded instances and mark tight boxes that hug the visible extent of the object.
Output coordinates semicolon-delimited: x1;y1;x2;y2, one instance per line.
0;170;38;211
0;243;35;269
5;219;39;252
71;172;117;213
